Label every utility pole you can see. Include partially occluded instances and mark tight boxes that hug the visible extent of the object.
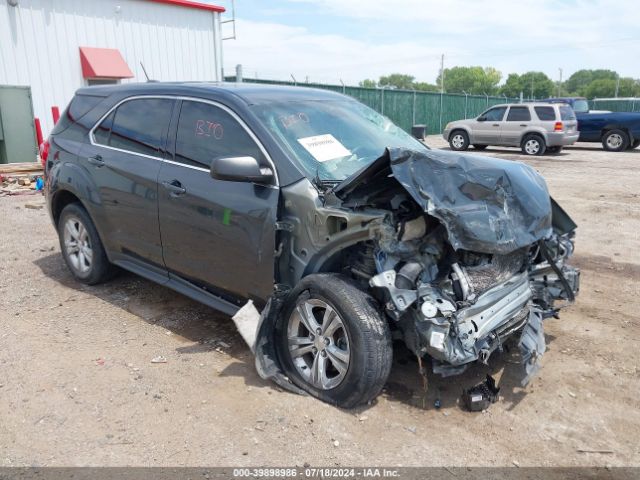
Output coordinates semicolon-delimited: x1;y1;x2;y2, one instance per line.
558;68;563;96
615;75;620;98
439;54;445;133
440;54;445;93
531;76;534;99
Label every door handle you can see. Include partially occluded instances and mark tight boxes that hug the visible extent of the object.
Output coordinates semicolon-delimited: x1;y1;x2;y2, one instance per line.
87;154;105;167
162;180;186;196
520;124;528;127
492;124;500;127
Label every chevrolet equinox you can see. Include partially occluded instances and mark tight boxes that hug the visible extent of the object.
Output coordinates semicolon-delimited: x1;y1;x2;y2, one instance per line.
44;83;580;407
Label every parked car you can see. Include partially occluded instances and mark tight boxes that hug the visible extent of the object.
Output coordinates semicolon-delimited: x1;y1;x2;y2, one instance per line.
43;83;580;407
542;97;640;151
443;102;579;155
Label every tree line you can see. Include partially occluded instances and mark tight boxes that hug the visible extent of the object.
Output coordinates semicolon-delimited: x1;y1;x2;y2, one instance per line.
359;68;640;99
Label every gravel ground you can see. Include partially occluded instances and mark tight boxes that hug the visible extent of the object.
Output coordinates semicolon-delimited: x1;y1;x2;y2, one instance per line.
0;137;639;467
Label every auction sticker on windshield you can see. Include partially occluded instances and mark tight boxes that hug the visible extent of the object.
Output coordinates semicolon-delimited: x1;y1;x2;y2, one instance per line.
297;134;351;162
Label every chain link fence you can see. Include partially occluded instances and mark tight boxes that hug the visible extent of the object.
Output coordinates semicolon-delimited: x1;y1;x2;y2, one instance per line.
590;98;640;112
228;77;519;134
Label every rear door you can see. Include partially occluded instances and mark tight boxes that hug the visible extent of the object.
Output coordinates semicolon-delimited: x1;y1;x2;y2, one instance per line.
158;99;279;304
474;106;507;144
80;97;175;274
502;106;532;146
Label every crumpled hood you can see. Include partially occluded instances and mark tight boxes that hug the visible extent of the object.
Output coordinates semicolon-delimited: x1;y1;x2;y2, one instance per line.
333;147;553;254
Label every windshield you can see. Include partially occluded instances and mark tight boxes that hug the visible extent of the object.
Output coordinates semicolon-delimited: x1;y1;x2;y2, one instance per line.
572;99;589;113
252;99;429;181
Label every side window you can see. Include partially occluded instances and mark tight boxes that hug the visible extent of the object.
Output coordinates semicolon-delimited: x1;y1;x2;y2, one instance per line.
93;110;115;145
506;106;532;122
107;98;174;157
559;106;576;121
175;101;265;169
483;107;507;122
534;106;556;121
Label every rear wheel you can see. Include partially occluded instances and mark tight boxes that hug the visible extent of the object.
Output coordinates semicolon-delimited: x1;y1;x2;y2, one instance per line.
57;203;114;285
602;129;629;152
547;146;563;154
521;134;547;156
449;130;470;151
276;274;393;408
629;139;640;150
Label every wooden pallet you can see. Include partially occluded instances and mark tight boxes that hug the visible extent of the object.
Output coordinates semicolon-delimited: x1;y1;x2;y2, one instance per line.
0;162;43;175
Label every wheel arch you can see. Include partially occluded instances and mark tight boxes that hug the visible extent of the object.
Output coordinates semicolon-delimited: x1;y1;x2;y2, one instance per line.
601;124;631;138
448;126;472;142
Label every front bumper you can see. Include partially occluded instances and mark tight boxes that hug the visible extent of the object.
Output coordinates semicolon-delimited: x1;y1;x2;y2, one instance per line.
417;272;532;371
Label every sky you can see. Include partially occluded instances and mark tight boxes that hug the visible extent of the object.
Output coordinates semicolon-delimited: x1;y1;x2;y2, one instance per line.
210;0;639;86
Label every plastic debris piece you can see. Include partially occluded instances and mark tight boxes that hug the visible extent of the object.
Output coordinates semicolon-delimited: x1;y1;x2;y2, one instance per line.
462;374;500;412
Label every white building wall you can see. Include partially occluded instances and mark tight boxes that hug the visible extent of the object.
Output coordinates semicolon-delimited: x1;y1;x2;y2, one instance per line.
0;0;223;137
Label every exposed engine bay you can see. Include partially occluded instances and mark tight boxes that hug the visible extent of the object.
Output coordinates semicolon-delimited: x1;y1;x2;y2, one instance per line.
255;147;580;389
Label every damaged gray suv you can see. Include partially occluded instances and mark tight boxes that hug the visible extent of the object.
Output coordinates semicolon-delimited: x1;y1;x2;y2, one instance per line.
44;83;580;408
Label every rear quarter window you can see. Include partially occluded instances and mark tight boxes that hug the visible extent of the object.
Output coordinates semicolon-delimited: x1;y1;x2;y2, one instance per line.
534;106;556;121
51;94;104;135
560;106;576;121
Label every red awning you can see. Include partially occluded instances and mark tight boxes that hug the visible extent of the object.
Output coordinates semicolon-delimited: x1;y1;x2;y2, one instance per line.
79;47;134;79
148;0;225;12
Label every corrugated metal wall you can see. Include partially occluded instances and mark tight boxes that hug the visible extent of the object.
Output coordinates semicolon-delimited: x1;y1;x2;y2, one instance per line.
232;78;518;134
0;0;222;138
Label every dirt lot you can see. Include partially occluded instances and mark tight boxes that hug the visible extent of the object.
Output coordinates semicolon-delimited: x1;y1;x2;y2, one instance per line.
1;138;639;467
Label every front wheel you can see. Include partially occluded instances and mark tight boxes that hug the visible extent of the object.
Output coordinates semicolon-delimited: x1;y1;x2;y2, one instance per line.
602;129;629;152
521;134;547;156
449;130;470;151
276;274;393;408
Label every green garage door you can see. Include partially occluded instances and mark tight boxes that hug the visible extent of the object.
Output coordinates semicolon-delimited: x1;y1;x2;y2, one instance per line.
0;85;38;164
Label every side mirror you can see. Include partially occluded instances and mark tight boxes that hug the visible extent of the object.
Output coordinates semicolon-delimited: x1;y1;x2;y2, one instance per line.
477;116;486;122
210;156;274;184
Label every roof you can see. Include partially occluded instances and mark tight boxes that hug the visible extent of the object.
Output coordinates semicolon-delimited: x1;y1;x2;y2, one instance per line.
148;0;225;13
77;82;349;105
79;47;134;79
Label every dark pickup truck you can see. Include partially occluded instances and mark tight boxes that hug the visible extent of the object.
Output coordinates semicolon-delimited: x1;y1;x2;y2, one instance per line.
544;97;640;151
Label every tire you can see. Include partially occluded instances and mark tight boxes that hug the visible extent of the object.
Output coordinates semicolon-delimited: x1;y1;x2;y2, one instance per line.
57;203;114;285
602;129;629;152
547;146;563;154
629;139;640;150
449;130;470;151
472;144;488;150
275;274;393;408
521;134;547;156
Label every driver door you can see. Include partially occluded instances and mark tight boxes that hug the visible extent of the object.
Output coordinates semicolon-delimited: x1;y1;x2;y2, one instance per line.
474;106;507;144
158;99;279;305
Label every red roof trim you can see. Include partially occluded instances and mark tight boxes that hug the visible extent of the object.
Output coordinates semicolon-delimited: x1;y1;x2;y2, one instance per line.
79;47;134;79
147;0;225;13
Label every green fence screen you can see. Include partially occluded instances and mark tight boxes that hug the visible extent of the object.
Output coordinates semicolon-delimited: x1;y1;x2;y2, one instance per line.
229;78;519;134
590;98;640;112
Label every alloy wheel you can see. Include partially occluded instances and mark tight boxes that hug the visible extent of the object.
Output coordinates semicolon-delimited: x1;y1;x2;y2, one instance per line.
451;134;466;149
287;298;350;390
606;133;623;149
63;216;93;274
524;139;540;155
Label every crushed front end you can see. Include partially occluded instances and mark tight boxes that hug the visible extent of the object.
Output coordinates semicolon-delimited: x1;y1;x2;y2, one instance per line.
321;147;580;385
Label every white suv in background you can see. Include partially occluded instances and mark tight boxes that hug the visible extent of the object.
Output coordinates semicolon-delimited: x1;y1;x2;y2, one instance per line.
443;103;579;155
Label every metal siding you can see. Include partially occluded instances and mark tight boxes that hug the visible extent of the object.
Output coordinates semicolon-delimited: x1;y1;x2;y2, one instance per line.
0;0;222;140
